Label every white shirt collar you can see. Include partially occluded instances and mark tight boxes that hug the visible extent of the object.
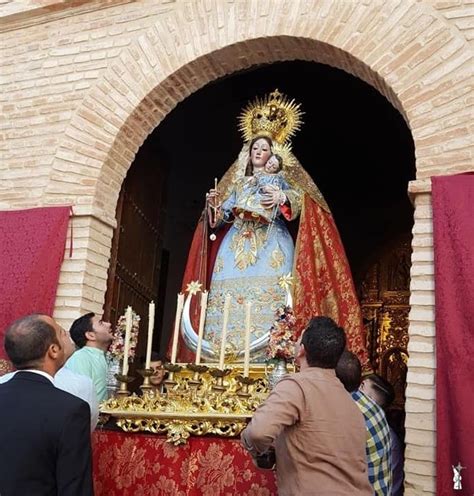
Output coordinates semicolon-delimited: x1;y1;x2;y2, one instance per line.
21;369;55;384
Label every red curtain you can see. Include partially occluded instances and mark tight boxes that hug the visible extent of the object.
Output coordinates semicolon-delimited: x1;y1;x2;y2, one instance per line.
433;173;473;495
0;206;71;365
93;430;277;496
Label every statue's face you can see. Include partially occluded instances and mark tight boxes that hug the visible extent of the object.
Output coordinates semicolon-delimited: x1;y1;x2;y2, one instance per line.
265;155;280;173
250;138;272;169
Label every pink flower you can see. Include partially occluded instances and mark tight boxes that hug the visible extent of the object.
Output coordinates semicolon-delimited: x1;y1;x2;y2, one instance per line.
266;307;297;362
107;311;141;361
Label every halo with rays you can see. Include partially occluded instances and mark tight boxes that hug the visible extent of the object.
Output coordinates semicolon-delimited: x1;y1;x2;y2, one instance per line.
238;89;304;144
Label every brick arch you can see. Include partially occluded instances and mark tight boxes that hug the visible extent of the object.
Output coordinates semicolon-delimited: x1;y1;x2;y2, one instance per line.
46;0;472;222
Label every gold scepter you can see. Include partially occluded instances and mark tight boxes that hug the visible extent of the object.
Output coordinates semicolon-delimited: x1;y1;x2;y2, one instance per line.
207;177;219;238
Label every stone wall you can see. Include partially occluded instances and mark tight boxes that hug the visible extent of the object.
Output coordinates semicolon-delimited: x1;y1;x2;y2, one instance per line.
1;1;473;493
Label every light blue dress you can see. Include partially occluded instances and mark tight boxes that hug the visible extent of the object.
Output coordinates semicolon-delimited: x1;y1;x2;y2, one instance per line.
204;173;297;361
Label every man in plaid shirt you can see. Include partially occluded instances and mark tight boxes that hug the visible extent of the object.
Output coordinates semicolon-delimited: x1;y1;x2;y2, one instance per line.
336;351;392;495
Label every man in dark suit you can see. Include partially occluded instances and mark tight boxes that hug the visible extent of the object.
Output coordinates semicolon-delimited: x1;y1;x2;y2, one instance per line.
0;314;94;496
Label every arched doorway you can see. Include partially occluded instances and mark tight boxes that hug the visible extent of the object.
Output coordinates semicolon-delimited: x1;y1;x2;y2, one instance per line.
104;61;415;415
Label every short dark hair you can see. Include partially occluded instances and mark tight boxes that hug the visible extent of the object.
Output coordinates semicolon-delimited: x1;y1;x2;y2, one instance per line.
301;316;346;368
69;312;95;348
4;314;59;369
335;350;362;392
139;351;167;366
365;374;395;408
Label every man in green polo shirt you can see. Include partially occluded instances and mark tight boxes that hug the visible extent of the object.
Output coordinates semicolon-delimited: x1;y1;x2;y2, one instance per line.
66;313;113;403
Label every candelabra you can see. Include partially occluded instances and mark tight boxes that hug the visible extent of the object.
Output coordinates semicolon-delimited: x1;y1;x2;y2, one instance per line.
101;363;272;445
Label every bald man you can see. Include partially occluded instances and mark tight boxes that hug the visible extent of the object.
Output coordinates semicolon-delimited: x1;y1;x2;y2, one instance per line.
0;314;93;496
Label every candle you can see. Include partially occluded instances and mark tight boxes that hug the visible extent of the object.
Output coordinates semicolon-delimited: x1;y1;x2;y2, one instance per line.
145;301;155;369
243;301;252;377
122;306;133;376
195;290;208;365
170;293;185;364
218;293;232;370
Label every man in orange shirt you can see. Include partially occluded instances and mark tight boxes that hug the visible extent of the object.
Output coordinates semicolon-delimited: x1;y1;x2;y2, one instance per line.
241;316;372;496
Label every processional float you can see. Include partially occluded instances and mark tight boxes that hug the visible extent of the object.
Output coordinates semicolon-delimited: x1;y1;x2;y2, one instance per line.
100;88;367;444
101;89;304;444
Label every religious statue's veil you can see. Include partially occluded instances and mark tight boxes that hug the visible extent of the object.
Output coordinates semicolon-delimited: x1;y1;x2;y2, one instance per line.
175;90;369;369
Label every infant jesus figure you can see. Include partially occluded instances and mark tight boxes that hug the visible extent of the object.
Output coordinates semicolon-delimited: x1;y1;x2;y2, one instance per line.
234;153;289;224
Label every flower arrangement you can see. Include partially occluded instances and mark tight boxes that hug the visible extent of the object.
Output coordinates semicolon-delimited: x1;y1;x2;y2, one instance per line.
107;310;141;363
266;306;297;362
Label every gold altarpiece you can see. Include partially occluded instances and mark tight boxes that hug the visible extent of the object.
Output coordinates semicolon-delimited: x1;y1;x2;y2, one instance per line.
359;237;411;420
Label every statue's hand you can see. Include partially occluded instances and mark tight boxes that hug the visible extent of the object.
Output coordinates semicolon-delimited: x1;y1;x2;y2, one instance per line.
260;185;286;208
206;189;221;228
206;188;220;205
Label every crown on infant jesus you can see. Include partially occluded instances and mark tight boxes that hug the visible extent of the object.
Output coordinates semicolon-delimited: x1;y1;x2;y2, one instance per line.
238;89;304;145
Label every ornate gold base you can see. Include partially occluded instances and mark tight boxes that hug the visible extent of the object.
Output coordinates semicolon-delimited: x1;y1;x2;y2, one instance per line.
101;364;278;444
116;415;248;445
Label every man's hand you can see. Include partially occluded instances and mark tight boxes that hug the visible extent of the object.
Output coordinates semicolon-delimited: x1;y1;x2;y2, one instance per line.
254;449;276;470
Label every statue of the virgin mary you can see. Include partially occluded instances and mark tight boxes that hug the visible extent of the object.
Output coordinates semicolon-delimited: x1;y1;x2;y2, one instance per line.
178;89;368;368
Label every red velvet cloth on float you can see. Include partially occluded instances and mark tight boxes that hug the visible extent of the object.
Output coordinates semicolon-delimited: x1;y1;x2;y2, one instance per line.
93;430;277;496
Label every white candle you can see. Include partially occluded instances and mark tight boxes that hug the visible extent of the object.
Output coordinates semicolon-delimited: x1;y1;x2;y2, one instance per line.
219;293;232;370
170;293;185;364
243;301;252;377
122;306;133;376
195;290;208;365
145;301;155;369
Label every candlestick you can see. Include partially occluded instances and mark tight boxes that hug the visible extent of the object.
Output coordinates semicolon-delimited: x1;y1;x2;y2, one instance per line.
236;375;256;398
145;301;155;369
115;373;134;397
218;293;231;370
137;368;154;395
170;293;185;364
122;306;133;376
195;290;208;365
243;301;252;377
209;367;231;393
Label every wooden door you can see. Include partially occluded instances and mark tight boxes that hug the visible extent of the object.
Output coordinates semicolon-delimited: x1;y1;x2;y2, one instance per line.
104;140;168;364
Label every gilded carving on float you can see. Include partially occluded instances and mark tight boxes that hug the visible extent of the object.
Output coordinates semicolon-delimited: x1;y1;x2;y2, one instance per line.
100;365;283;445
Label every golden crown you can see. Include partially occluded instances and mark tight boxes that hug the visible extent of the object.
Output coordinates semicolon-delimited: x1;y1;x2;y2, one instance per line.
238;89;304;145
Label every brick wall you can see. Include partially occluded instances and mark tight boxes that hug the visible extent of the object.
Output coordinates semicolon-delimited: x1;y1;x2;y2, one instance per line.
1;1;473;493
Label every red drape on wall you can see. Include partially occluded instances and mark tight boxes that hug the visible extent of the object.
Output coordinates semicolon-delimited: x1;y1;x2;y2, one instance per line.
93;430;277;496
0;206;71;364
433;173;474;495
